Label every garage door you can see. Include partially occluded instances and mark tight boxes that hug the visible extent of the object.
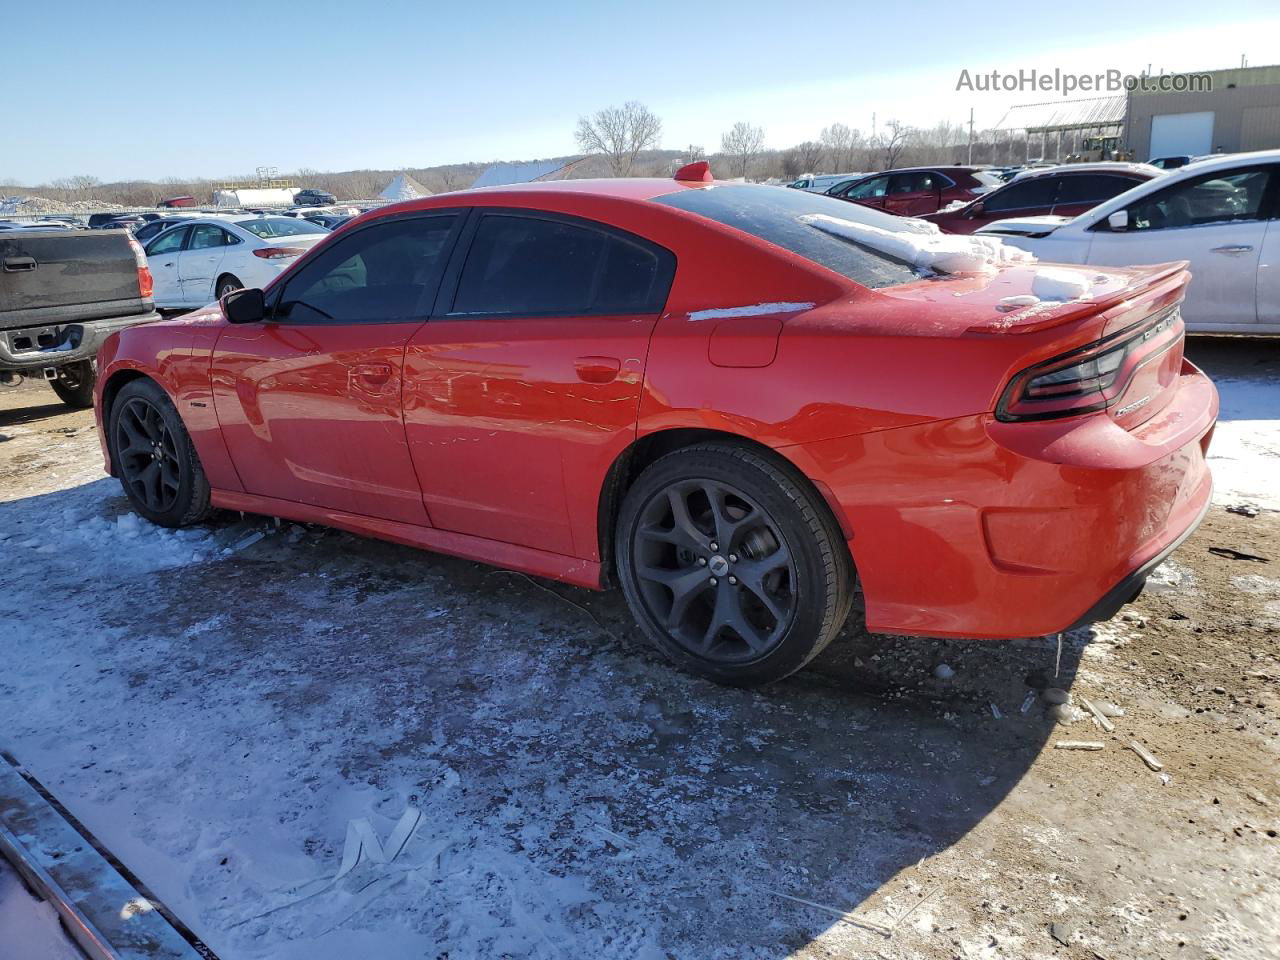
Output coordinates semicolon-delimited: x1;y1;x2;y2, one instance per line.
1149;111;1215;159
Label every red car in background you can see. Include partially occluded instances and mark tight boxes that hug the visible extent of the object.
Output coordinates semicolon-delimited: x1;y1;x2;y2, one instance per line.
919;163;1163;234
95;166;1216;687
825;166;1003;216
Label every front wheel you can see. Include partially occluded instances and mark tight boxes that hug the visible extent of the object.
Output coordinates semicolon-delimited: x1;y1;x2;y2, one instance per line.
108;378;211;527
48;360;96;408
616;443;854;686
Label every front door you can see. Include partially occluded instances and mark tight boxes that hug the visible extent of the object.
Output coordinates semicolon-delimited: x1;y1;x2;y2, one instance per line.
143;225;189;307
210;213;462;523
404;209;675;558
1086;165;1276;328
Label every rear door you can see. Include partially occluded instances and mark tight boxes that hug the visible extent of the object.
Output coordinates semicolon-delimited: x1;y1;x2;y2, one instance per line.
210;213;462;522
1086;165;1277;329
143;225;189;308
178;223;236;305
403;209;675;558
884;171;945;216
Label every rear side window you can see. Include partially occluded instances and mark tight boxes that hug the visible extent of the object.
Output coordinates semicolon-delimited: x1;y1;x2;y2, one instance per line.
277;215;457;323
982;177;1059;213
1055;174;1141;205
237;217;327;239
451;214;674;316
189;224;235;249
655;185;920;289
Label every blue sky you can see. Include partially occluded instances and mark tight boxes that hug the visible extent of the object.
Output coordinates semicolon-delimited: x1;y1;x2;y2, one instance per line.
6;0;1280;183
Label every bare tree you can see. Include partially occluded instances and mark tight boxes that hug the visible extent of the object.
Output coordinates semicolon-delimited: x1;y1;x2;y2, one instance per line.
720;122;764;179
575;101;662;177
820;123;853;171
876;119;914;169
794;140;823;174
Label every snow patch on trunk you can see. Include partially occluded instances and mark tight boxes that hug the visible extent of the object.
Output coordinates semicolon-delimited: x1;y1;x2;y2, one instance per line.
798;213;1034;275
1031;267;1092;302
686;301;815;322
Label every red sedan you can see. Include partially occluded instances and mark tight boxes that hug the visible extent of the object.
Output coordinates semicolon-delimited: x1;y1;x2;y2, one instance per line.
825;166;1003;216
919;163;1163;234
95;165;1217;686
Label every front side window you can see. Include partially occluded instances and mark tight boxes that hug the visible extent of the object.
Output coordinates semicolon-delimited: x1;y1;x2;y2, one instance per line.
1127;168;1273;231
146;226;188;256
237;217;328;239
450;214;673;316
276;216;457;323
982;177;1059;213
845;176;889;199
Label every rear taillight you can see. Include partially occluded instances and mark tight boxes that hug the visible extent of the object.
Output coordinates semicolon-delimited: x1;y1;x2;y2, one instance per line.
127;235;154;300
997;305;1182;422
253;246;307;259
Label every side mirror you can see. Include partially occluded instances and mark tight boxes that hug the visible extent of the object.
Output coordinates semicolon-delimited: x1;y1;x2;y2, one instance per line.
968;201;984;216
1107;210;1129;231
222;287;265;324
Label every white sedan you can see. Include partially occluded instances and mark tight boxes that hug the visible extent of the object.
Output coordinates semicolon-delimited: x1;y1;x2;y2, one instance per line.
143;215;330;309
975;150;1280;334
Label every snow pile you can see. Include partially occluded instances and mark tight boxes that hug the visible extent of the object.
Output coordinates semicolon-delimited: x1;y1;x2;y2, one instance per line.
0;195;124;215
687;301;814;322
3;479;215;578
1207;375;1280;511
378;173;430;201
1031;267;1092;302
799;213;1035;275
0;860;83;960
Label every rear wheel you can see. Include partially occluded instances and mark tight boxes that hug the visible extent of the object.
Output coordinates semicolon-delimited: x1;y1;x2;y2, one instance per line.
108;378;211;527
616;443;853;686
48;360;95;408
215;275;242;299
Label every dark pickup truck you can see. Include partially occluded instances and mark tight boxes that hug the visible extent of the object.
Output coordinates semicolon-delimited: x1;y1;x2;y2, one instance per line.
0;228;159;407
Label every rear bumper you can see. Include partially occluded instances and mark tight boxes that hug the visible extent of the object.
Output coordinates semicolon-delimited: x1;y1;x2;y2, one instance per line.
0;312;160;372
783;359;1219;638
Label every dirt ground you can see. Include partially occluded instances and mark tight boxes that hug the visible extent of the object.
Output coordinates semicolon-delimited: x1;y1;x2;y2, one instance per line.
0;341;1277;960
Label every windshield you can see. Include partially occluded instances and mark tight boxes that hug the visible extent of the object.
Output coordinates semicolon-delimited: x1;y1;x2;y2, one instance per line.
655;185;920;289
236;217;328;239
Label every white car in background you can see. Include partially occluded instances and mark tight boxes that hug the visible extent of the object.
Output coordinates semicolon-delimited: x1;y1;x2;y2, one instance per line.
143;215;330;309
975;150;1280;334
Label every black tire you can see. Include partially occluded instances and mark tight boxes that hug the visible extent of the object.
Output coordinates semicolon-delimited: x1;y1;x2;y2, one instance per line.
108;378;211;528
215;275;242;299
48;360;96;408
616;442;854;686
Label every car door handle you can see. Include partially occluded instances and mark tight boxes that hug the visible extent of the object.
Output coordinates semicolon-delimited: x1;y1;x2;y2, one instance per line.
350;362;394;388
2;256;36;272
574;356;621;384
1212;244;1254;254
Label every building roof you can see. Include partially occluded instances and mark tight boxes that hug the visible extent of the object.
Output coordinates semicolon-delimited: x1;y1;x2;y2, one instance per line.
996;96;1126;133
471;157;585;189
378;172;431;201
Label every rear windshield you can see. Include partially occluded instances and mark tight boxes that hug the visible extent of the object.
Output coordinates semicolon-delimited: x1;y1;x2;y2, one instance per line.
655;185;920;289
236;217;328;239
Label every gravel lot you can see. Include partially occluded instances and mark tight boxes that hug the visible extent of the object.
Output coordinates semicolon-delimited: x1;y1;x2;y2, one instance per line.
1;340;1277;960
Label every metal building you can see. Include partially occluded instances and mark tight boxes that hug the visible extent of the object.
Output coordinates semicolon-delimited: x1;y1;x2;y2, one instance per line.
1125;64;1280;161
994;96;1127;162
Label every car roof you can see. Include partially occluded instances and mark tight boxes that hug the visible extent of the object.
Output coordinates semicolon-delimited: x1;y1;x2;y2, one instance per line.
1011;162;1163;180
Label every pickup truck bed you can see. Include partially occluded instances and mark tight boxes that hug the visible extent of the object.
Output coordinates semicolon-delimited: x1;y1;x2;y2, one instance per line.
0;228;160;407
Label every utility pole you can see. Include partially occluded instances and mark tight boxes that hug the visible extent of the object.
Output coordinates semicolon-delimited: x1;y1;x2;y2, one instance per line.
967;108;975;165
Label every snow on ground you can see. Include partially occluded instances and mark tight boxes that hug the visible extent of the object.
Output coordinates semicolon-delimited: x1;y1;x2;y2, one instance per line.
1207;370;1280;511
0;858;84;960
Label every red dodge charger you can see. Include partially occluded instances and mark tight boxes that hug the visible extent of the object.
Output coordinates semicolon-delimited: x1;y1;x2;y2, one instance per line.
95;164;1217;685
